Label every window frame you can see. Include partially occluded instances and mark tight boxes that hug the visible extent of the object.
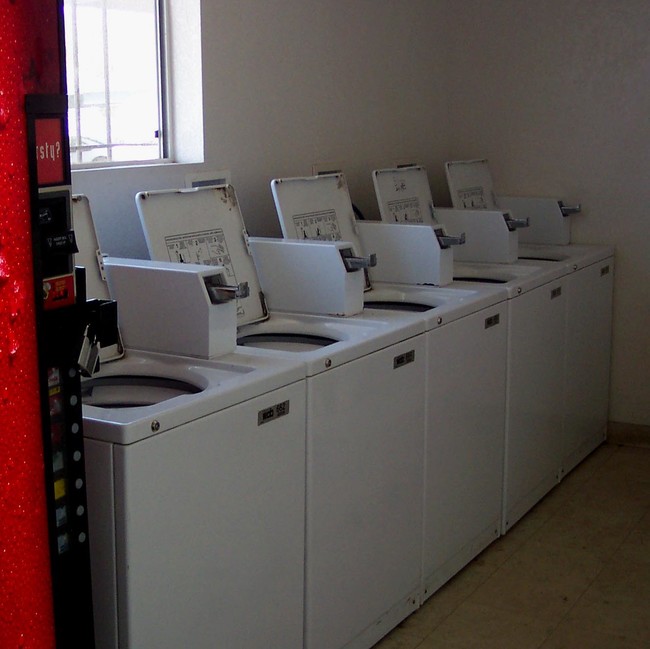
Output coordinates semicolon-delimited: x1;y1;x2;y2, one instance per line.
64;0;171;168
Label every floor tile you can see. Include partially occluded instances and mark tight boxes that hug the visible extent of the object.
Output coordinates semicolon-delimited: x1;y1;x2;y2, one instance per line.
635;509;650;530
465;540;604;625
555;558;650;645
416;602;552;649
617;527;650;565
371;628;422;649
539;623;646;649
528;497;637;560
567;474;650;522
606;445;650;467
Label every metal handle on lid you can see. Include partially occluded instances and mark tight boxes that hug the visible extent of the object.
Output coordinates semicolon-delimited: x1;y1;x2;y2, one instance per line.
78;324;100;377
207;281;250;303
340;248;377;271
437;232;466;248
559;201;582;217
504;213;530;230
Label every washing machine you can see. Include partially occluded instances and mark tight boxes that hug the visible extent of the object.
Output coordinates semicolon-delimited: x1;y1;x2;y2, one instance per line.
500;202;615;478
135;185;428;649
445;160;615;482
72;196;308;649
271;171;510;602
443;160;609;532
372;164;568;536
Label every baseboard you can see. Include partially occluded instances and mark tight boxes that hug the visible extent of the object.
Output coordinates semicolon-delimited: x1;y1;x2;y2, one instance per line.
607;421;650;448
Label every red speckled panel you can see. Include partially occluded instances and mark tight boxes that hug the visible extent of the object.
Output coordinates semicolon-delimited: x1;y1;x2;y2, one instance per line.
0;0;59;647
22;0;64;95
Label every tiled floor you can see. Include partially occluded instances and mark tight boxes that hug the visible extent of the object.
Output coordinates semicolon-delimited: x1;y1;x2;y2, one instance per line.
373;443;650;649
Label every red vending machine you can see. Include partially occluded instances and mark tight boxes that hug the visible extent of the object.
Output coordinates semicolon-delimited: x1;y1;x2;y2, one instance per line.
1;0;112;645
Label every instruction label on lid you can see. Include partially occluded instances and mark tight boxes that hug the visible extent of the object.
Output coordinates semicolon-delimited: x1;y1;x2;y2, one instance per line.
387;197;423;223
165;228;232;266
457;186;489;209
293;210;342;240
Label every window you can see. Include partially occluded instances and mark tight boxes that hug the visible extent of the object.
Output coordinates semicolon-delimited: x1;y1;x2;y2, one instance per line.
63;0;167;166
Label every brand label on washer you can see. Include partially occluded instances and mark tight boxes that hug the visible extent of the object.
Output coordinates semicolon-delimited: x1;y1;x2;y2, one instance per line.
393;350;415;369
258;400;290;426
484;313;500;329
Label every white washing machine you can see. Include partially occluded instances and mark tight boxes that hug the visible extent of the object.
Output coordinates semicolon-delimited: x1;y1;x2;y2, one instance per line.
135;185;428;649
445;159;615;480
441;264;568;537
272;171;510;602
72;196;309;649
83;350;307;649
502;193;614;478
514;239;614;478
443;160;602;532
372;165;568;536
552;250;614;477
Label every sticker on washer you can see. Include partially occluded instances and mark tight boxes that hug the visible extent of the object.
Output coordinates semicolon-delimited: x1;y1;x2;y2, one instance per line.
386;197;423;223
164;229;246;317
457;186;488;209
292;210;342;240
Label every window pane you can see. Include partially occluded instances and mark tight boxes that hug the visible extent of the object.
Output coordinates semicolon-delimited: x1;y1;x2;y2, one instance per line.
64;0;163;165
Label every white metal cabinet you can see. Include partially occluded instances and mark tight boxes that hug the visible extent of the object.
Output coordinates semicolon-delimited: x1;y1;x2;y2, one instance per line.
503;279;567;532
304;334;426;649
562;257;614;476
423;301;507;599
86;380;306;649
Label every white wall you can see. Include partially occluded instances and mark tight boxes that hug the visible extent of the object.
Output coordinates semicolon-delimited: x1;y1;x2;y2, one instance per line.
442;0;650;425
199;0;450;231
73;0;649;426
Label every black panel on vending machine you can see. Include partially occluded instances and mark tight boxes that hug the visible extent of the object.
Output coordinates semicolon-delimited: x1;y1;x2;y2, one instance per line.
25;93;96;649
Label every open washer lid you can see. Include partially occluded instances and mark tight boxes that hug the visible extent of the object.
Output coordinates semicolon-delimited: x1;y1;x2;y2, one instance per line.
271;173;362;244
71;194;124;362
271;173;376;289
372;165;436;224
445;159;499;210
72;195;111;302
135;185;268;327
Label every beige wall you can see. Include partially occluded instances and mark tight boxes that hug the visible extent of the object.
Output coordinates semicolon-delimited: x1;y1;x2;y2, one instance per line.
199;0;450;230
73;0;648;425
442;0;650;425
